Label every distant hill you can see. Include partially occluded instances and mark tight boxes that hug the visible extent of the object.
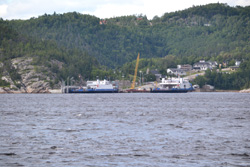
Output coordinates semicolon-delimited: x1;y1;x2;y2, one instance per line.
1;3;250;91
8;3;250;68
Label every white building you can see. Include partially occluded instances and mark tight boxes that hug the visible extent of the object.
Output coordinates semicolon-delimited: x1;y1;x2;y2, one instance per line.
193;60;212;71
167;68;187;76
235;61;241;66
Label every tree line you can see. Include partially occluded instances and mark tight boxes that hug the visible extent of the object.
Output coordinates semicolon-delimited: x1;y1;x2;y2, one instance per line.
8;3;250;68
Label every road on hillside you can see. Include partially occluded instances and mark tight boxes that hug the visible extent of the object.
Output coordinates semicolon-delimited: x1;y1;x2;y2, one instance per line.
184;68;231;80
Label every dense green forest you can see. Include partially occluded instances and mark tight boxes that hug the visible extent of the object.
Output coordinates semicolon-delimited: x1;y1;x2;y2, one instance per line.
1;3;250;90
9;3;250;68
0;19;103;83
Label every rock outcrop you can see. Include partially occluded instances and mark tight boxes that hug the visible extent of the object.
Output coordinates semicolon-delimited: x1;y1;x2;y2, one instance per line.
239;89;250;93
0;57;60;93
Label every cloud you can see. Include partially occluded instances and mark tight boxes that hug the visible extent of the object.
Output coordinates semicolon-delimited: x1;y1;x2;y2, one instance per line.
80;0;250;19
227;0;250;6
1;0;86;19
85;2;142;19
0;4;8;17
87;0;222;19
0;0;139;19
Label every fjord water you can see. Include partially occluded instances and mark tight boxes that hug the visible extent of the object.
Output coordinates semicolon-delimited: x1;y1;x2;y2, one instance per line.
0;93;250;167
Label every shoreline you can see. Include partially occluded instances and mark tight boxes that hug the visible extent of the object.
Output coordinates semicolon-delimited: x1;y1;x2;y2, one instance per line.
1;87;250;94
215;90;240;93
1;90;249;94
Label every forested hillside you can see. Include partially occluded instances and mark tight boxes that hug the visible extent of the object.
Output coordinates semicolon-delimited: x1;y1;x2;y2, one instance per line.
9;3;250;68
0;19;101;90
1;3;250;90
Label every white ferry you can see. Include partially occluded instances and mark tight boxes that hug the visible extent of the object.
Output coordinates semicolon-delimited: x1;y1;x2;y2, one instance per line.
151;77;194;93
69;79;119;93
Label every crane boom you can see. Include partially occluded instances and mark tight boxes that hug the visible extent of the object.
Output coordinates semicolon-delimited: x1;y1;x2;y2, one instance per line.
130;53;140;89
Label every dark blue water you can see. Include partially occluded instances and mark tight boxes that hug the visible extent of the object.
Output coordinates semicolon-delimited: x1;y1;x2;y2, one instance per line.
0;93;250;167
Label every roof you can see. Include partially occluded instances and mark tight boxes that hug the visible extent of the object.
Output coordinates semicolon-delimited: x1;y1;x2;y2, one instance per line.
207;61;218;65
230;66;240;69
193;62;210;66
168;68;186;73
178;64;192;70
150;70;160;75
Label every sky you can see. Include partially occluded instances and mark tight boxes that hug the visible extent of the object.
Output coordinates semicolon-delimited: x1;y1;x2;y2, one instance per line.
1;0;250;20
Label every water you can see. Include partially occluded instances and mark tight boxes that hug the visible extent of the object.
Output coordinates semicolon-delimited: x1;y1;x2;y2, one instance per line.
0;92;250;167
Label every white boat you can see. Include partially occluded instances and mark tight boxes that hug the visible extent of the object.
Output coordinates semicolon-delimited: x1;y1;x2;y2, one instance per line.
69;79;119;93
151;77;193;93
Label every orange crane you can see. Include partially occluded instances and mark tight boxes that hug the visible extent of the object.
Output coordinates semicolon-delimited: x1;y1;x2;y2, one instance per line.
130;53;140;89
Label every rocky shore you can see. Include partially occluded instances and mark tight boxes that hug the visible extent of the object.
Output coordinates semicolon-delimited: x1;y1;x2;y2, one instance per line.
0;87;62;94
0;57;60;93
239;89;250;93
0;87;51;94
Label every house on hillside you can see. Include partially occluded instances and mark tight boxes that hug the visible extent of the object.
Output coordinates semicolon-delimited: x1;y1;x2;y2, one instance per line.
204;23;211;27
207;61;218;68
177;64;193;71
150;70;162;82
167;68;187;76
230;66;240;71
99;20;107;25
193;60;212;71
222;61;228;67
230;60;241;71
235;60;241;66
167;64;192;76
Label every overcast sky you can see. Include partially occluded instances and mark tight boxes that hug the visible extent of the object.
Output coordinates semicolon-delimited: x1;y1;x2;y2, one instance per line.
1;0;250;20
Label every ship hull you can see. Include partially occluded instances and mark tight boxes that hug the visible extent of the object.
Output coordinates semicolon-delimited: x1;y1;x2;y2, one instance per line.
150;89;189;93
69;89;119;93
